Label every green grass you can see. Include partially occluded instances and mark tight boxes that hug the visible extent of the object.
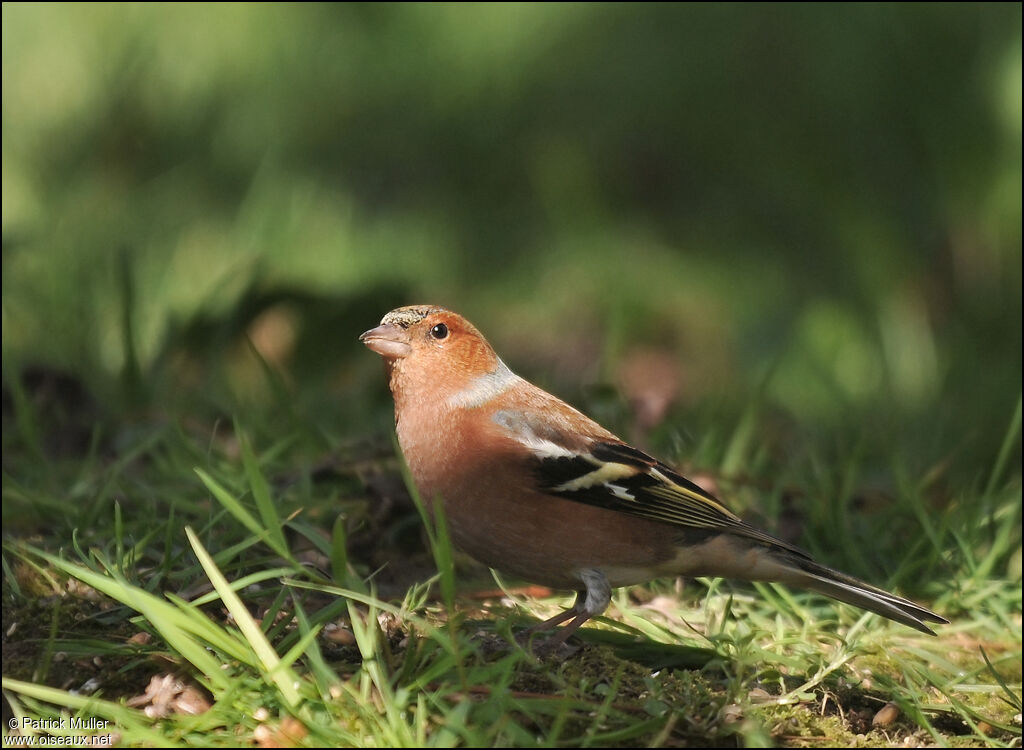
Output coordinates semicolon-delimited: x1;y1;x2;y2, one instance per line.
2;5;1019;745
2;383;1020;748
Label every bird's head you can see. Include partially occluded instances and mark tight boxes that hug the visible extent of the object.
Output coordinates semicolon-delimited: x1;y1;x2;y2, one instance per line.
360;305;503;397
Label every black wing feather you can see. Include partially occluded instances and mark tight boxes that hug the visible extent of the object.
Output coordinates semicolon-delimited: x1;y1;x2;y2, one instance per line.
535;440;811;559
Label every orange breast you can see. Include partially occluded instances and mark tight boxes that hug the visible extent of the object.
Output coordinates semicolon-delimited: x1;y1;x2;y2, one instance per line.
402;406;680;590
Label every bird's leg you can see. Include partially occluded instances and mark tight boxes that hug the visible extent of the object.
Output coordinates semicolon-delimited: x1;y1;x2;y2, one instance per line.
543;606;593;648
517;592;589;653
526;593;586;635
524;569;611;648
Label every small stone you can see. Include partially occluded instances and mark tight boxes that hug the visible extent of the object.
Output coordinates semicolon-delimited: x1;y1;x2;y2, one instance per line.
720;704;744;724
172;684;211;715
872;702;900;727
127;632;152;646
323;622;356;645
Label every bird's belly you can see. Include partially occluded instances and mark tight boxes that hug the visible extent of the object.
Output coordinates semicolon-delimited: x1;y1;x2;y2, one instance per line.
402;412;680;592
441;485;680;592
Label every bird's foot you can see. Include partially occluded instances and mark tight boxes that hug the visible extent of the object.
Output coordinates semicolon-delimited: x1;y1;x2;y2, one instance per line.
514;627;584;658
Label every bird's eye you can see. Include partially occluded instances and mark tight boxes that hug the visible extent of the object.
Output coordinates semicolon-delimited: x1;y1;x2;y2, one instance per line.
430;323;449;340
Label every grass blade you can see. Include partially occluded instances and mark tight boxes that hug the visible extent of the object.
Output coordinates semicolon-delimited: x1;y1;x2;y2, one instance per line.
185;526;302;708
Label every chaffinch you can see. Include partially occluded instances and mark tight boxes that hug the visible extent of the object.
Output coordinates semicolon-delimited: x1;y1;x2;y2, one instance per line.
360;305;946;644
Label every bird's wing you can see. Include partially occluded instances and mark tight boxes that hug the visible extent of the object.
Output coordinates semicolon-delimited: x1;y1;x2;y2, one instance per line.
530;438;812;559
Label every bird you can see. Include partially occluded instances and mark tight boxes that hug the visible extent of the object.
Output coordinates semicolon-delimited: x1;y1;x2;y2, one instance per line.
360;305;947;646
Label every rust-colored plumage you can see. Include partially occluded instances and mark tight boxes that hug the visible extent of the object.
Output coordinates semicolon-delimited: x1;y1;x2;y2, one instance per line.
361;305;946;644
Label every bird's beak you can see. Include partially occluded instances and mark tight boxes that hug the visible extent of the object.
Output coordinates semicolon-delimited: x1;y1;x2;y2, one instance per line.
360;324;412;359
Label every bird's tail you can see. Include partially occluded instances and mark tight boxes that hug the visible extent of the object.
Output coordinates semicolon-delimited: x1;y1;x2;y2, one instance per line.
772;554;947;635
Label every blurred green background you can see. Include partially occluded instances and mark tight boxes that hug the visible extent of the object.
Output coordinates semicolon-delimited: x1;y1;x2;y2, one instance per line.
3;3;1021;480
